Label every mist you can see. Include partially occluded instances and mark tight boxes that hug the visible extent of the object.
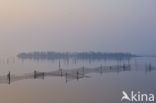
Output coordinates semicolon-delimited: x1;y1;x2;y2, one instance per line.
0;0;156;56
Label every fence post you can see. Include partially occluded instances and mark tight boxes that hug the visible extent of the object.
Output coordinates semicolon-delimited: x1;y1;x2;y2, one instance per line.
77;71;79;80
7;71;11;84
34;70;37;79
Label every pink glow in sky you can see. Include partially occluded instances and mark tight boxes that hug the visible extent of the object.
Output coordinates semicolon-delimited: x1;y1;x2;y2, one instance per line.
0;0;156;56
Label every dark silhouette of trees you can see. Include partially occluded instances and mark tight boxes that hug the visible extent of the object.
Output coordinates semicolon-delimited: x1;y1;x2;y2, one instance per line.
17;51;138;61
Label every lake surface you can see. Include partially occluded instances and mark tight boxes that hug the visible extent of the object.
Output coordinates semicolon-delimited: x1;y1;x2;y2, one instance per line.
0;56;156;103
0;0;156;102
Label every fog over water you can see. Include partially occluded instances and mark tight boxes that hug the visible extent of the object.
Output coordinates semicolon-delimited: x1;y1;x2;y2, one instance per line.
0;0;156;57
0;1;156;103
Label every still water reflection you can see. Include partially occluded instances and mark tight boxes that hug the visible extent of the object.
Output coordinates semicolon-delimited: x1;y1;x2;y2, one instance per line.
0;57;156;103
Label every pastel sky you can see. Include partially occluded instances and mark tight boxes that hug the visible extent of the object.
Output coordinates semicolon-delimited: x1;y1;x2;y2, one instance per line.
0;0;156;56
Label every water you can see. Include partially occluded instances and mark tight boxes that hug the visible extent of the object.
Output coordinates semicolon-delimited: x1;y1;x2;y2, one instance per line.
0;0;156;102
0;56;156;103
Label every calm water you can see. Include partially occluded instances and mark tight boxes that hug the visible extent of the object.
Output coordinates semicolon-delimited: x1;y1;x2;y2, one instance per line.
0;56;156;103
0;0;156;102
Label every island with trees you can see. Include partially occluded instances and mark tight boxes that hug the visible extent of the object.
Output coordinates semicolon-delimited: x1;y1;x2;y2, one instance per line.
17;51;138;61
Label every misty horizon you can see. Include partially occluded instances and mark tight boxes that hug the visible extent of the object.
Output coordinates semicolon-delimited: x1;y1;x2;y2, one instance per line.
0;0;155;57
0;1;156;103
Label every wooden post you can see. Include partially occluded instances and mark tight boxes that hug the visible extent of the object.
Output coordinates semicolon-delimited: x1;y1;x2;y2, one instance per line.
34;70;37;79
77;71;79;80
59;60;61;69
7;72;11;84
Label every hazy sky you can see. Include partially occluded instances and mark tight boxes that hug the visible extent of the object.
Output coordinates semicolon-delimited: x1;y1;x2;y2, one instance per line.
0;0;156;56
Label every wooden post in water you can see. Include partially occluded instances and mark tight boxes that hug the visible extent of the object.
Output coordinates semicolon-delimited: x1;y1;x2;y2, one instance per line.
77;71;79;81
7;71;11;84
59;60;61;70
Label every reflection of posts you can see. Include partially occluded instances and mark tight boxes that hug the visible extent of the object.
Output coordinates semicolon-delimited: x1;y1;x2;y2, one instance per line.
7;72;11;84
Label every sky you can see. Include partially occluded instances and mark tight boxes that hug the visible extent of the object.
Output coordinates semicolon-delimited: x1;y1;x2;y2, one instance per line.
0;0;156;56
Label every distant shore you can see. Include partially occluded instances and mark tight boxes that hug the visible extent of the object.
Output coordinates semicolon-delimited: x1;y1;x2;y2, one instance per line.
17;51;138;60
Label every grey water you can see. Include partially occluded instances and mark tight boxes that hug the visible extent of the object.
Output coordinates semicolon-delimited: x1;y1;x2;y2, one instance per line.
0;56;156;103
0;0;156;102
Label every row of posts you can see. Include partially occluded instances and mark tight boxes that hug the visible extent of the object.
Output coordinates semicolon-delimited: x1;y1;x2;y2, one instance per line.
5;63;153;84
